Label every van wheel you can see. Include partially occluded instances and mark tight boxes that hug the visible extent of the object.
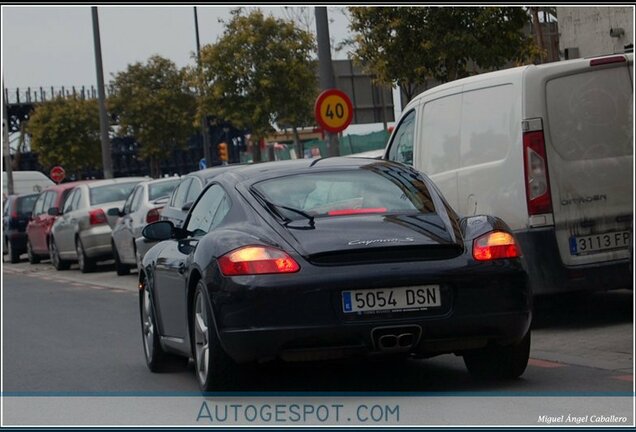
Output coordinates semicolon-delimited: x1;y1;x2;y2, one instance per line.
113;242;130;276
76;238;96;273
27;240;41;264
464;331;530;379
49;238;70;270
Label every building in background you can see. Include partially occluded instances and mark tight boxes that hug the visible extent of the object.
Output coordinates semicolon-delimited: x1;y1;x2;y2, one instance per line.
558;7;634;59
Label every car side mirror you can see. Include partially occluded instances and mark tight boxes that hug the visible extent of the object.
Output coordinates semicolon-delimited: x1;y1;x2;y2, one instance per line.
47;207;61;216
107;207;123;217
181;201;193;212
142;220;175;241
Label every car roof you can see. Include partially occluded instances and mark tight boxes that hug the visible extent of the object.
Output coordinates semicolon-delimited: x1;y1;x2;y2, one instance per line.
185;165;245;181
225;157;399;182
144;176;181;186
42;180;95;193
84;177;147;188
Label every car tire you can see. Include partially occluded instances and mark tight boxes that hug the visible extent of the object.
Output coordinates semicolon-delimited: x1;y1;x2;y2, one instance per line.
27;240;41;264
76;237;96;273
192;280;236;391
139;278;183;372
463;331;531;380
49;237;71;270
113;242;130;276
8;238;20;264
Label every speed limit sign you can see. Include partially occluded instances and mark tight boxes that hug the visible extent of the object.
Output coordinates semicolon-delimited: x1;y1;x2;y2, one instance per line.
314;89;353;133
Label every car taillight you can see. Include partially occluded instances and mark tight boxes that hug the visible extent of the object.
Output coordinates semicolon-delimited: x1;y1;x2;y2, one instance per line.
218;245;300;276
146;207;162;224
10;210;18;219
523;130;553;215
89;209;107;225
473;231;521;261
327;208;387;216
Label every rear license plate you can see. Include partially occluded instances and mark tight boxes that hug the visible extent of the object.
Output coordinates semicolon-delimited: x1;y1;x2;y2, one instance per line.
342;285;441;314
569;231;631;255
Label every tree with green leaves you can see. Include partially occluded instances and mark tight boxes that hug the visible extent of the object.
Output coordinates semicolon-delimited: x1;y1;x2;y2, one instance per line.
110;55;196;177
198;9;318;161
347;7;538;103
26;97;101;177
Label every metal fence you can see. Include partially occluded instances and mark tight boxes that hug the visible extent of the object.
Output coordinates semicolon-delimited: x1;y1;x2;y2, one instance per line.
4;85;115;104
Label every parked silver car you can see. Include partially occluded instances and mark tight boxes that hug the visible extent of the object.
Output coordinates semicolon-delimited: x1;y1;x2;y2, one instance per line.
49;177;145;273
109;176;180;275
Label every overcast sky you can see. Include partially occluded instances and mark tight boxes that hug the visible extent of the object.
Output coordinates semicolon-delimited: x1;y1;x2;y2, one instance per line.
2;5;397;133
2;5;352;89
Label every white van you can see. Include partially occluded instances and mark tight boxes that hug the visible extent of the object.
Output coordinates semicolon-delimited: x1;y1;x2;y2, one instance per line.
3;171;54;198
385;53;633;295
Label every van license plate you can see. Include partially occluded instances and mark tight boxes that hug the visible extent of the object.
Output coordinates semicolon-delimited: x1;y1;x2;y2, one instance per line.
569;231;631;255
342;285;441;314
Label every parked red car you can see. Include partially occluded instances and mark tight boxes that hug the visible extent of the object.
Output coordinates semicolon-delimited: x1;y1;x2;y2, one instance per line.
26;181;92;263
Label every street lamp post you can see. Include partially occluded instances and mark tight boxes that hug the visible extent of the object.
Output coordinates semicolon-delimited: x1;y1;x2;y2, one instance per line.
91;7;113;178
194;7;213;168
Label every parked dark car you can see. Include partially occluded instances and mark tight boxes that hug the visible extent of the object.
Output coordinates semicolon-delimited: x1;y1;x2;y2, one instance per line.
138;158;532;391
26;181;93;264
3;193;39;263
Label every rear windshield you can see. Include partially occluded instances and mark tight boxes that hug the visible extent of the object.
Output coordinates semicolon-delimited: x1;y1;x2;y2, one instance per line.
149;179;180;201
252;165;436;220
546;65;633;161
17;194;39;214
90;182;140;205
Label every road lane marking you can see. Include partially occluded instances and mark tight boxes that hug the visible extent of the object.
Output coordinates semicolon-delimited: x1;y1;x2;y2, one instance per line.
528;358;566;368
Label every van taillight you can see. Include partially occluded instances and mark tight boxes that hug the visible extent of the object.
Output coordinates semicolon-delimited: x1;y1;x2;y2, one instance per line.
89;209;107;225
590;55;626;66
523;130;553;215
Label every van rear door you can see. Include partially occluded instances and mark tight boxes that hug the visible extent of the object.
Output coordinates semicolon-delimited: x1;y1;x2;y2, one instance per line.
542;54;633;267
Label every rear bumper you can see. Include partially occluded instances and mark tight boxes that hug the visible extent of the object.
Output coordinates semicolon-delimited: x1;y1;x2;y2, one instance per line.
220;311;531;364
210;263;531;364
79;225;113;259
515;227;632;295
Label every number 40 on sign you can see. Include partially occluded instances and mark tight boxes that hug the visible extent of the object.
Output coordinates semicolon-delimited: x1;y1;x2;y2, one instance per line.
314;88;353;134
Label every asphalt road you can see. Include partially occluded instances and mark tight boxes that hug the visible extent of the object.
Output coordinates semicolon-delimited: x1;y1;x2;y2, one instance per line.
2;259;634;426
2;259;633;392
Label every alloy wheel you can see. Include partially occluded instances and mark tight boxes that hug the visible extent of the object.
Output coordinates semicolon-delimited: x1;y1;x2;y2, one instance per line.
142;288;154;361
194;292;210;385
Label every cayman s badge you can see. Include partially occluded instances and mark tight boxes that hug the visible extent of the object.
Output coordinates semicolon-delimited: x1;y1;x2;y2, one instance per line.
348;237;415;246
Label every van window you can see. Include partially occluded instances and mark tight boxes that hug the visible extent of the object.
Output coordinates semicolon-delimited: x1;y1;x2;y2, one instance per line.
387;110;416;165
460;84;515;166
420;94;462;174
546;66;633;161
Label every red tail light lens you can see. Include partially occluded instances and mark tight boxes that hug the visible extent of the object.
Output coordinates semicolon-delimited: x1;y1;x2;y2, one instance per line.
218;245;300;276
523;130;553;215
473;231;521;261
328;208;387;216
590;55;626;66
89;209;107;225
146;207;162;224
